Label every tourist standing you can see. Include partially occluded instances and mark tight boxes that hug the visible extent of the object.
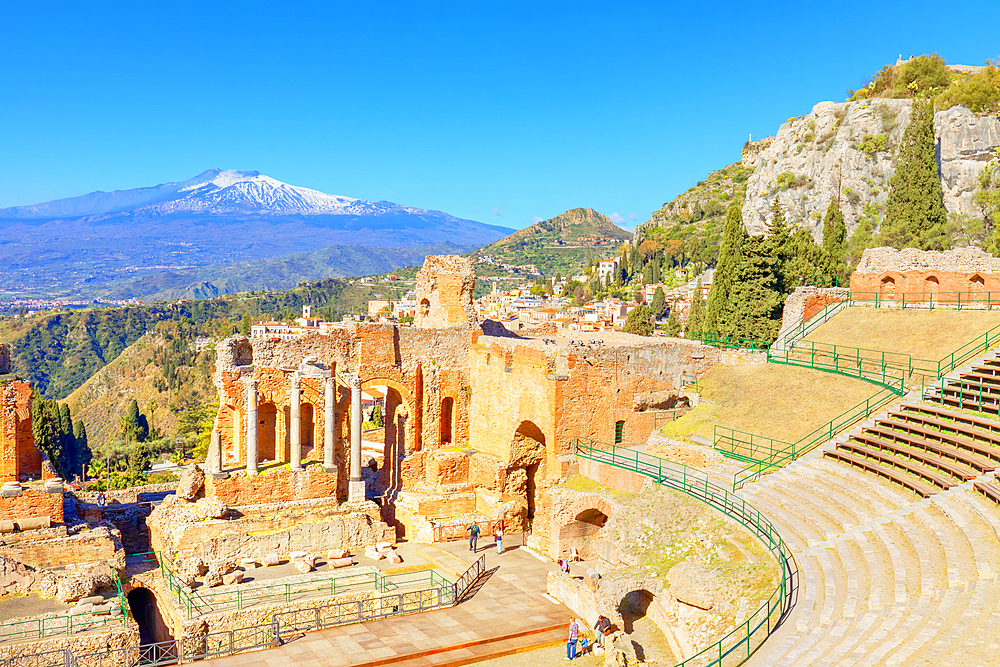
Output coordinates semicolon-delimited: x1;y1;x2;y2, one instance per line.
566;617;579;660
495;526;503;555
466;522;480;552
594;615;611;649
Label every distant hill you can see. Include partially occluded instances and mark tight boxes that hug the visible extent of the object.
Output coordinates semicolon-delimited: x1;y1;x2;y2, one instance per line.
106;241;475;301
0;169;510;300
474;208;632;276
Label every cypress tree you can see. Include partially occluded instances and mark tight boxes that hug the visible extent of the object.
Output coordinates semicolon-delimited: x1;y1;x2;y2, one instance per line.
705;204;747;333
651;287;667;320
725;236;783;341
765;199;792;294
686;280;706;339
879;98;948;249
74;421;92;478
58;403;77;479
32;398;63;478
821;201;847;271
663;304;682;337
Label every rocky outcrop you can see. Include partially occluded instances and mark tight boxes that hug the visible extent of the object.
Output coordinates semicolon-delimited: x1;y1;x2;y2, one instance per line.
742;100;1000;237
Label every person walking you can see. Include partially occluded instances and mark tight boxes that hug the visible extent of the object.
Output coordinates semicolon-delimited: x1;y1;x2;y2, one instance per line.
466;522;480;552
594;615;611;649
565;617;579;660
495;526;504;555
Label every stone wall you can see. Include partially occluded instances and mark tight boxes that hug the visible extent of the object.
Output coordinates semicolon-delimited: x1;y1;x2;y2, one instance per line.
0;488;64;524
0;626;139;664
851;246;1000;296
148;495;394;562
775;286;850;343
415;255;477;329
0;380;41;483
0;525;123;570
205;465;338;506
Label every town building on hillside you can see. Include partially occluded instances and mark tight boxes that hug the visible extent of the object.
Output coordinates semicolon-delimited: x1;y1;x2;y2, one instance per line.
597;258;619;283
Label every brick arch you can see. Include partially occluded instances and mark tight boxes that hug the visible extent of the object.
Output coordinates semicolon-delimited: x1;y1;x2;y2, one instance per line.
923;272;941;294
969;272;987;289
552;494;616;559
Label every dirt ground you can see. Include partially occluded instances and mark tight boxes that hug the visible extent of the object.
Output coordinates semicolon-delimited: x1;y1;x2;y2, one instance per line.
658;363;878;444
804;308;1000;361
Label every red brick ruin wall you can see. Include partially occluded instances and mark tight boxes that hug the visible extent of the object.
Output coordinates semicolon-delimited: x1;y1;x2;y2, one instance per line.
1;381;41;483
850;271;1000;295
0;489;64;524
802;294;843;321
205;465;338;506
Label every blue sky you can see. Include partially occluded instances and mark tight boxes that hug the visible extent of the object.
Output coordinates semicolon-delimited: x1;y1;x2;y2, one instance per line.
1;1;997;231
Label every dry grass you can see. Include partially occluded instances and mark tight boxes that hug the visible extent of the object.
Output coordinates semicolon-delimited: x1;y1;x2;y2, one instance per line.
659;363;878;444
804;308;1000;361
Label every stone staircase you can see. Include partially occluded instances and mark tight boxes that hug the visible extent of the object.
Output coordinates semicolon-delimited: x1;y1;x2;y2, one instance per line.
740;454;1000;666
741;347;1000;665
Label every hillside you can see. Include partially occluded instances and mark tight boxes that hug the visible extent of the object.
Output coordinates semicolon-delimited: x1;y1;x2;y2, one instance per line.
473;207;631;276
0;169;510;300
633;162;750;266
64;332;216;445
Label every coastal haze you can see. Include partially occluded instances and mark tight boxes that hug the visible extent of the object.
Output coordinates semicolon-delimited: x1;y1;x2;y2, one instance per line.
0;169;512;301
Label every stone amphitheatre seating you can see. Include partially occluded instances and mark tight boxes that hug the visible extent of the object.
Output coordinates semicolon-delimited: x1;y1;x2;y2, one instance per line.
740;349;1000;665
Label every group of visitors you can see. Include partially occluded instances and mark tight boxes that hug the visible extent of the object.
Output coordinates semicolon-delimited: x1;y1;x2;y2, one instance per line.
465;522;504;555
565;615;611;660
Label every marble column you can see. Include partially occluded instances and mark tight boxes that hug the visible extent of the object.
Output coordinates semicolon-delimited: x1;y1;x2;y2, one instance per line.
246;379;258;475
289;372;303;471
324;377;336;472
349;375;365;502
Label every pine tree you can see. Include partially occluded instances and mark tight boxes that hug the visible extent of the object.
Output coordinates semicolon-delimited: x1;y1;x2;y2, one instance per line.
725;236;783;341
705;204;747;332
821;201;847;271
879;98;948;249
623;305;654;336
686;280;706;339
651;287;667;320
651;261;661;284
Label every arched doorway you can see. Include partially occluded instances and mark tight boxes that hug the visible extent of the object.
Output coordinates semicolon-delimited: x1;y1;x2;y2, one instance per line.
880;275;896;300
971;274;986;289
616;589;676;664
924;275;940;299
127;587;171;645
558;508;609;559
258;403;277;462
380;387;409;497
440;397;454;445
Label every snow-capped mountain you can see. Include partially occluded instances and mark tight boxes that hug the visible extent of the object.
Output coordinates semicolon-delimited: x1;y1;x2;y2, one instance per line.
0;170;512;300
1;169;429;219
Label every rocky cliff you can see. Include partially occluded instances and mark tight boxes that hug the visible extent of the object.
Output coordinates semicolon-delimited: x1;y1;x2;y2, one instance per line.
741;101;1000;237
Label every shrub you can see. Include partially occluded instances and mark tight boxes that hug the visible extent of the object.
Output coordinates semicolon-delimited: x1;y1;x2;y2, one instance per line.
854;133;889;158
935;61;1000;114
777;173;796;190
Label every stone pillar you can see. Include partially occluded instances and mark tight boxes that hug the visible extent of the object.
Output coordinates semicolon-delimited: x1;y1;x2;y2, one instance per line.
349;375;365;502
289;372;303;471
324;377;336;472
246;379;258;475
207;428;222;476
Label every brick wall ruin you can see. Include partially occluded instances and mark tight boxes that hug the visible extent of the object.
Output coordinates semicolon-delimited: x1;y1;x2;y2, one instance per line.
0;380;42;483
850;246;1000;296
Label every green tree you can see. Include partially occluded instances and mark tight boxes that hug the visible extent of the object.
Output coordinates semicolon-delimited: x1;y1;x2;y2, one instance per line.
73;421;92;478
241;315;252;337
821;201;847;269
662;304;682;337
686;280;706;339
974;159;1000;255
879;98;948;249
623;305;654;337
31;398;62;478
705;204;747;332
765;198;791;294
725;236;783;341
371;403;383;428
126;442;152;478
651;287;667;320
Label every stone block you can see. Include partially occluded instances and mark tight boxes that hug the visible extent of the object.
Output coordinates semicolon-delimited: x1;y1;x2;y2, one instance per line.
304;553;319;568
15;516;50;531
376;541;393;552
71;603;93;614
289;550;307;563
1;488;22;498
364;549;385;561
0;520;13;533
240;558;257;570
177;465;206;501
78;595;104;606
329;558;353;569
387;550;403;565
327;549;349;560
222;571;244;586
294;559;312;574
262;553;279;567
195;498;227;519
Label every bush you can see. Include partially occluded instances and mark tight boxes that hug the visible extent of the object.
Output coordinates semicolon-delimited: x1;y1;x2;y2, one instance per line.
851;54;950;99
854;133;889;158
935;62;1000;114
777;173;795;190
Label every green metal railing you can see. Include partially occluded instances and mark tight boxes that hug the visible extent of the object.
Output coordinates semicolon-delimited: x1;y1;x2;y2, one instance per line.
717;387;900;488
768;340;908;393
155;551;453;619
0;576;130;643
804;274;849;288
694;332;771;351
653;409;687;428
773;298;848;350
573;438;794;667
848;290;1000;309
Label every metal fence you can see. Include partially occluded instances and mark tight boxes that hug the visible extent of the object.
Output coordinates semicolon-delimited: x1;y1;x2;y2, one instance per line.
0;576;130;643
573;439;795;667
848;290;1000;309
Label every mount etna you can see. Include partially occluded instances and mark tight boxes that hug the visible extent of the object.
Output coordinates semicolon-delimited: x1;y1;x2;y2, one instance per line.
0;169;512;300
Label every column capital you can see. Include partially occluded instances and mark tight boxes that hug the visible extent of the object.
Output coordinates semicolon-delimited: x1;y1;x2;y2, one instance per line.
290;371;301;388
350;374;362;391
242;376;258;391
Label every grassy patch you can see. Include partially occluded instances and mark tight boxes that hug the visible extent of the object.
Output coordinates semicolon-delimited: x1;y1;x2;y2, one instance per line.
659;364;877;443
805;309;1000;362
560;474;634;499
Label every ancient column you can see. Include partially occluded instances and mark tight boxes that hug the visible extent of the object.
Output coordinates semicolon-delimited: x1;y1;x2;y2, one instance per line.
208;428;221;475
349;375;365;502
290;371;303;471
246;379;258;475
324;377;336;472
